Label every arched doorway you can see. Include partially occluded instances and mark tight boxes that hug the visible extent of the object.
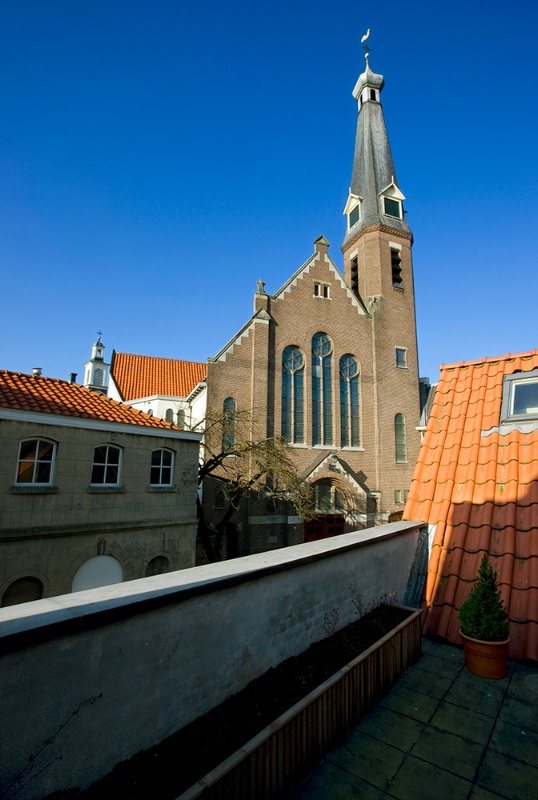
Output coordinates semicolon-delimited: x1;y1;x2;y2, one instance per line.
72;555;123;592
304;481;346;542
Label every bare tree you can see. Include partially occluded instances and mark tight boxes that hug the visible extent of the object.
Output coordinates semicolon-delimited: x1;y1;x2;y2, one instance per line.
193;410;315;562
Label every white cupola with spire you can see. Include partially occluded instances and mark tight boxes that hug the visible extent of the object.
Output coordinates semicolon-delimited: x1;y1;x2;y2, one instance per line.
84;332;110;394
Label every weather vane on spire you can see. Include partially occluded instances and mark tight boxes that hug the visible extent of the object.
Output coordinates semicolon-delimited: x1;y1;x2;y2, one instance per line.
361;28;371;66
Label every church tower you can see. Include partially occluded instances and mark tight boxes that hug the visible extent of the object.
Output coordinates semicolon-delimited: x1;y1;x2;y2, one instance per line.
84;333;110;394
341;48;421;506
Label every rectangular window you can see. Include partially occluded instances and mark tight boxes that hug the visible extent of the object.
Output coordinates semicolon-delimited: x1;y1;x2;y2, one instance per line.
394;489;402;503
314;282;330;298
396;348;407;368
16;439;56;484
384;197;401;219
91;445;121;485
403;489;409;502
391;248;403;288
501;369;538;422
349;204;360;228
150;449;173;485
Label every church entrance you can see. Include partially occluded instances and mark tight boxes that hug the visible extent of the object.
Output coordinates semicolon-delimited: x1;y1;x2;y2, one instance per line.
304;513;345;542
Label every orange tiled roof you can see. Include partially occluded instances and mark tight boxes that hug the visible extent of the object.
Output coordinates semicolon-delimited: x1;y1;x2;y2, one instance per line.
404;350;538;662
0;370;180;429
111;352;207;402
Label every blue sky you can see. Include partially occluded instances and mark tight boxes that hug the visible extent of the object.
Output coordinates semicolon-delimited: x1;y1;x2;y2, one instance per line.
1;0;537;385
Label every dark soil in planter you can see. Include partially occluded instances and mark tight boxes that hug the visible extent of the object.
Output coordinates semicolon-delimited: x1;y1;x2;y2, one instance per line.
80;604;411;800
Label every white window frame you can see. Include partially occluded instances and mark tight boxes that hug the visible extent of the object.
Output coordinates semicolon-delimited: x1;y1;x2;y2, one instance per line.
91;444;122;486
501;369;538;423
313;282;330;299
15;438;57;485
150;448;175;487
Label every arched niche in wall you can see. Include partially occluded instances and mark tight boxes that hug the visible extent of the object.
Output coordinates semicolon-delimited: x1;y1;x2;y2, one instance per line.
1;576;44;607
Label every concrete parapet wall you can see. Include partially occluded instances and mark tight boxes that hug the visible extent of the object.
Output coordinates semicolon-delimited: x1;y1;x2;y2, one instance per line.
0;521;423;800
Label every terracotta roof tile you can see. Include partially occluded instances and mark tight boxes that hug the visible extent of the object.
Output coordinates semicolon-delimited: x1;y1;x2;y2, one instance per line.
111;352;207;402
404;349;538;662
0;370;180;430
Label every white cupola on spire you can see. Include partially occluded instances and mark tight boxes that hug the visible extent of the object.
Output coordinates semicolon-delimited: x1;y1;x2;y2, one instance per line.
84;332;110;394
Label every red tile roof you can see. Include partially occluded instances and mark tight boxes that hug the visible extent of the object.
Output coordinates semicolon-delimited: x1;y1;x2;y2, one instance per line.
0;370;180;429
111;352;207;402
404;350;538;662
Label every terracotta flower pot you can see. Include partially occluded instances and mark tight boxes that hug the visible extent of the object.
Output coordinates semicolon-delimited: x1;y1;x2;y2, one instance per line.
459;629;509;679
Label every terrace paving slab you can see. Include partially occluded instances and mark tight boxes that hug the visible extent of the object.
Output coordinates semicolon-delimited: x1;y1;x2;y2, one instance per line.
291;641;538;800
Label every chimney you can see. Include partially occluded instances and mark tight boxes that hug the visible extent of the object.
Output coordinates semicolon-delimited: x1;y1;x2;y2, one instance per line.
69;373;77;384
32;367;42;377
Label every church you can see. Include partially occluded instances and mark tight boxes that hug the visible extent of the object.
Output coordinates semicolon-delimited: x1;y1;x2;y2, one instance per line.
91;52;423;559
201;52;422;554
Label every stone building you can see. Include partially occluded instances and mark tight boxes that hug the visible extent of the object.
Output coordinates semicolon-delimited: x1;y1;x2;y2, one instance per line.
203;53;422;555
0;369;201;605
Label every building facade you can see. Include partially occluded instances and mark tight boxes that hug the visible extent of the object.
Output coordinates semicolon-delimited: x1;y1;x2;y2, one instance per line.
203;54;422;555
0;370;201;605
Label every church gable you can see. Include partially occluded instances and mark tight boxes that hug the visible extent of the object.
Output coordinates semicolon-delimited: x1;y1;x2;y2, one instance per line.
272;237;366;316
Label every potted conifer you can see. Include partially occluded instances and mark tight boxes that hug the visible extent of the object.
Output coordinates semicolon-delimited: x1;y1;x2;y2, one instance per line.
458;554;510;679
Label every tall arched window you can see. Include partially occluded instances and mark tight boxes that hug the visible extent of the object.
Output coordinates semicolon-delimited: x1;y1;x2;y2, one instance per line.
222;398;237;451
395;413;407;462
312;333;333;445
165;408;174;423
282;346;304;443
340;355;360;447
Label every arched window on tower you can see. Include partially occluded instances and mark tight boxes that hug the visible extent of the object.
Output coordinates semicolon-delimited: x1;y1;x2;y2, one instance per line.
340;355;360;447
222;398;237;451
282;346;305;443
312;333;333;445
395;414;407;462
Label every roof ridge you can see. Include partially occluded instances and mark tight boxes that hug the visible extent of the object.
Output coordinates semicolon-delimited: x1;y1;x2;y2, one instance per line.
440;349;538;371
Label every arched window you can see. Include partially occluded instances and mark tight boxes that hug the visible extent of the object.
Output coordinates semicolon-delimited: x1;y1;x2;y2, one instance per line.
16;439;56;485
222;398;237;451
340;355;360;447
312;333;333;445
282;346;305;443
177;409;186;428
314;482;344;513
1;577;43;607
150;449;174;485
91;445;121;485
165;408;174;423
395;414;407;462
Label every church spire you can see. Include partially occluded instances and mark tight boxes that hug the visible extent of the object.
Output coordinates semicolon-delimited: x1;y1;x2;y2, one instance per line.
343;44;411;243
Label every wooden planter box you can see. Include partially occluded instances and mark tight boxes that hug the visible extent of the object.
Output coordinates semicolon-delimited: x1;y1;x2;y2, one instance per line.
179;605;422;800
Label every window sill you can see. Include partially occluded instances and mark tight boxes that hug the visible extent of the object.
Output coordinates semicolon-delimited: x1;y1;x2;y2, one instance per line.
10;485;59;494
147;485;177;493
87;486;126;493
340;446;365;452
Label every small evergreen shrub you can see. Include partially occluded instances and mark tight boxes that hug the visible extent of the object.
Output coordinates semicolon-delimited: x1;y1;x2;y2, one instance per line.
458;554;509;641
